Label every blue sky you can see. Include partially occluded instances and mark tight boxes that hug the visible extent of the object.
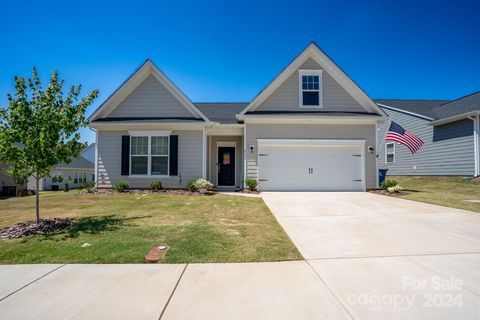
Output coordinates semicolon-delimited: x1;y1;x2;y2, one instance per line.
1;0;479;144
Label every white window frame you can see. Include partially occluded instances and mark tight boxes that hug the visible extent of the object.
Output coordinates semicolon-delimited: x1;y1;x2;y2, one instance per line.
385;142;395;164
298;69;323;108
129;131;171;177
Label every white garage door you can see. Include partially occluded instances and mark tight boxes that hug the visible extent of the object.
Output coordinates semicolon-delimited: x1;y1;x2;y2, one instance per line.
257;139;365;191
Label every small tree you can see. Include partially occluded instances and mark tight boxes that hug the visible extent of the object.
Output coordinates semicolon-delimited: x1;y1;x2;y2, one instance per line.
0;67;98;222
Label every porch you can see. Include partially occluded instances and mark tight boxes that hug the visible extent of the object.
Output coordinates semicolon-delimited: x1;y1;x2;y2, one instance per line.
205;125;244;190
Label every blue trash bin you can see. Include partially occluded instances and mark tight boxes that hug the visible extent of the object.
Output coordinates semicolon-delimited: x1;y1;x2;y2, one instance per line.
378;169;389;187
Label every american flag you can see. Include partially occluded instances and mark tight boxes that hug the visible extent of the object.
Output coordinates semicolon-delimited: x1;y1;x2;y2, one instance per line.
386;121;424;154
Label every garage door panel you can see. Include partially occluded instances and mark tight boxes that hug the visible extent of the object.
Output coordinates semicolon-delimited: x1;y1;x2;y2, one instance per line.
258;141;364;191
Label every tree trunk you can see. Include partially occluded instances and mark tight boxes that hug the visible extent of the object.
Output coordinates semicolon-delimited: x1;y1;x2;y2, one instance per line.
35;177;40;223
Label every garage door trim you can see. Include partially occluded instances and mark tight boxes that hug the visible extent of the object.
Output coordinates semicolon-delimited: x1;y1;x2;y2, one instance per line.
257;139;366;191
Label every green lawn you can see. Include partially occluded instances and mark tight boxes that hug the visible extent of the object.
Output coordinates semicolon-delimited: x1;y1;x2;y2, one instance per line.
0;192;302;264
389;176;480;213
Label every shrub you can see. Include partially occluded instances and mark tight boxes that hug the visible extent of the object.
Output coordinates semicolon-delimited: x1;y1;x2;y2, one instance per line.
381;179;398;190
245;178;258;191
115;180;129;192
80;181;95;192
193;178;214;191
63;177;72;192
387;185;403;193
186;180;196;192
186;178;214;192
52;176;58;183
149;180;163;191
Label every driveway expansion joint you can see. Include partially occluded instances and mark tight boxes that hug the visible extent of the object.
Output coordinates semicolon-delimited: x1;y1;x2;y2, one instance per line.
0;264;66;302
305;260;355;320
158;263;188;320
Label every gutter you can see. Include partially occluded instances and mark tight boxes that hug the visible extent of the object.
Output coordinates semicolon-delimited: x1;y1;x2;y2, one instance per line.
429;111;480;126
377;103;434;121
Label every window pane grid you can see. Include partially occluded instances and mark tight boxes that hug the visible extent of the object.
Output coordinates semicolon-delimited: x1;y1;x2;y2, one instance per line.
302;75;319;91
130;135;169;175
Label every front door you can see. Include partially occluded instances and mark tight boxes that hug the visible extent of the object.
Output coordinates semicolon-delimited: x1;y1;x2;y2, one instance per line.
218;147;235;186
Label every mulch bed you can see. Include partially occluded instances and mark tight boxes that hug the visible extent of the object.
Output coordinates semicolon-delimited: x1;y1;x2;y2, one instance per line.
238;189;260;194
0;218;73;240
76;188;215;196
368;189;408;197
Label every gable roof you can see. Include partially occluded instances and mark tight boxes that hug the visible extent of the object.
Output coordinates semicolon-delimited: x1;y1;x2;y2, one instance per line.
89;60;210;122
239;42;387;117
195;103;248;124
431;91;480;119
375;99;450;119
56;156;94;170
376;91;480;124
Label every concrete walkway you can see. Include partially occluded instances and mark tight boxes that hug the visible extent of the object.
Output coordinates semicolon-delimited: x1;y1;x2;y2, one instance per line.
1;192;479;319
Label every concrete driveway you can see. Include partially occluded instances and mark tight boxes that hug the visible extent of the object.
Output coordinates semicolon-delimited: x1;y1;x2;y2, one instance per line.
262;192;480;319
1;193;480;319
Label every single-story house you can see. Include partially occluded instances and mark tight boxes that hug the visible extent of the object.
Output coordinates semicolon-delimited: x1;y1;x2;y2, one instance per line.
1;145;95;194
376;92;480;177
29;155;95;191
89;42;388;191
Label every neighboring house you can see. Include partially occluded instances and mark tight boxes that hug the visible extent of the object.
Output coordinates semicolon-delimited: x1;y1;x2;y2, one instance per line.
80;143;96;164
376;92;480;177
26;155;95;191
89;43;387;191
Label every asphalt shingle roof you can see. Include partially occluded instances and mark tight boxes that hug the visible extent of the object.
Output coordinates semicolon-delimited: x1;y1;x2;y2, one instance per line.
194;103;248;124
374;99;450;119
57;156;94;170
376;92;480;121
431;91;480;119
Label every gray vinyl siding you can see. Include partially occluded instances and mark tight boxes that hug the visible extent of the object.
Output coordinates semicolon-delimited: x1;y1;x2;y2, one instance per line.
245;123;377;188
96;130;203;188
255;58;365;113
378;108;475;176
107;74;198;118
207;136;244;188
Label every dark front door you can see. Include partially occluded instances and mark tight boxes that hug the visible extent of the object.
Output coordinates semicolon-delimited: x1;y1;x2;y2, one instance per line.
218;147;235;186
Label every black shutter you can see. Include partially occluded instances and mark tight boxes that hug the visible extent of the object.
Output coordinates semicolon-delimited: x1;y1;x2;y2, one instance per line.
121;136;130;176
169;135;178;176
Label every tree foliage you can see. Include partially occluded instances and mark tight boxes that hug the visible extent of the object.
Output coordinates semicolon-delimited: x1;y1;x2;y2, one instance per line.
0;67;98;220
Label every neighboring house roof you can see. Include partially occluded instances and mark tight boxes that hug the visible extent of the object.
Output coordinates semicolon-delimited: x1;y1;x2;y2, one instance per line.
431;91;480;119
376;91;480;125
56;156;94;170
239;42;387;117
375;99;450;119
194;103;248;124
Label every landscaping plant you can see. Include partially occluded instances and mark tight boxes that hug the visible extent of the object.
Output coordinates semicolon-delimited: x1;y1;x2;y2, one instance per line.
149;180;163;191
387;185;403;193
115;180;129;192
245;178;258;191
0;67;98;222
381;179;398;190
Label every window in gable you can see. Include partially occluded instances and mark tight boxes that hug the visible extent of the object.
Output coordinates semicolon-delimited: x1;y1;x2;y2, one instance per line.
299;70;323;108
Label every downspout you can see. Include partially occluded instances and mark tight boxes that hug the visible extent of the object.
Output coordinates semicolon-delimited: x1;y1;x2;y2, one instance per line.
468;113;480;177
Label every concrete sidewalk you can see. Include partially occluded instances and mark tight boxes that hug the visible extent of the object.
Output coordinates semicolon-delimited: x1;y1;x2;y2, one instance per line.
1;259;480;319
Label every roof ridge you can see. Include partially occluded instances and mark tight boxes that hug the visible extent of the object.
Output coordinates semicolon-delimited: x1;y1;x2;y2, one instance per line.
437;90;480;107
